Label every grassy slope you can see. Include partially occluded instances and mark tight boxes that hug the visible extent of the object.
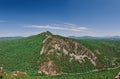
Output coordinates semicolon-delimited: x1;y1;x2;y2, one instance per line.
0;34;45;75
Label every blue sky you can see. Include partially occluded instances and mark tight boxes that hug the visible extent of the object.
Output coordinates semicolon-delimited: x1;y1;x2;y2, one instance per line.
0;0;120;37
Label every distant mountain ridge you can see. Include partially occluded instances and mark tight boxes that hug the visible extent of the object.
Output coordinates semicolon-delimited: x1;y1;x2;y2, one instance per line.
69;36;120;40
0;37;23;41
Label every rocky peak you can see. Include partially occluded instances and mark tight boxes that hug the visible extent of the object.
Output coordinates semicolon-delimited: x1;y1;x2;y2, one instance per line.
38;34;98;75
40;31;53;36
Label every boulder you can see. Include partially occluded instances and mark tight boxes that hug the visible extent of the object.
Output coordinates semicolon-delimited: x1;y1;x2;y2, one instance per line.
115;72;120;79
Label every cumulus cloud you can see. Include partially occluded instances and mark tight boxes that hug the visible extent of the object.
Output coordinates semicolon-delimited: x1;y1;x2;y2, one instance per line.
25;23;88;32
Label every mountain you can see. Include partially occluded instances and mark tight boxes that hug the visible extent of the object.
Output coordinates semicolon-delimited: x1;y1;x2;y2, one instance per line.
0;31;120;76
0;37;23;41
69;36;120;40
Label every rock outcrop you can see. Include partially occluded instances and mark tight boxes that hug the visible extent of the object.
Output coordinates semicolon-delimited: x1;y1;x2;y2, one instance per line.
38;58;62;76
115;72;120;79
38;32;98;76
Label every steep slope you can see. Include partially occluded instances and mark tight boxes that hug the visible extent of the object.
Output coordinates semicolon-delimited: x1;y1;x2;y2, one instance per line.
38;33;99;75
76;39;120;68
0;31;120;76
0;33;46;75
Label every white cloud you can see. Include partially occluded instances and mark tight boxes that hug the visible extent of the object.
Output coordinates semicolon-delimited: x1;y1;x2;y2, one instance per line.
25;23;88;32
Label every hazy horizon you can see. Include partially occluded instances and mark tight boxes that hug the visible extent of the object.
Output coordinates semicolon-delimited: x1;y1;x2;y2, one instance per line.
0;0;120;37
